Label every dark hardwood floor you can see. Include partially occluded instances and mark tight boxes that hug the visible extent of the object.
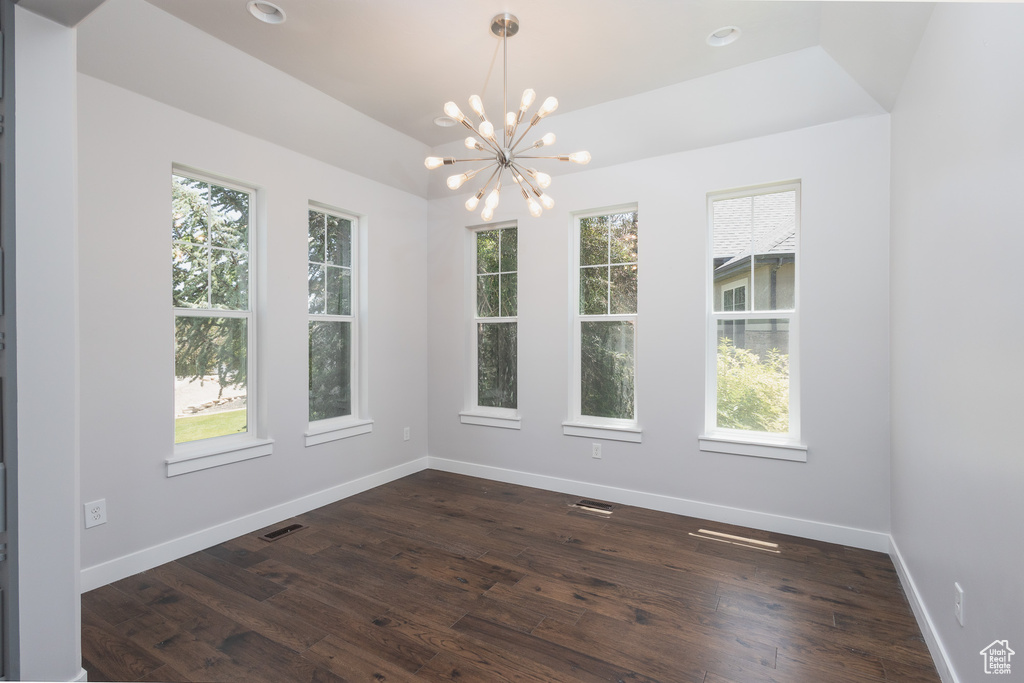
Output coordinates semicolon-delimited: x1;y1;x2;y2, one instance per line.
81;470;939;682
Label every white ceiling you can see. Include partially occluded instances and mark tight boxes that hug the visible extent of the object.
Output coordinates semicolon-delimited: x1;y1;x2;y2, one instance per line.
131;0;930;147
65;0;933;197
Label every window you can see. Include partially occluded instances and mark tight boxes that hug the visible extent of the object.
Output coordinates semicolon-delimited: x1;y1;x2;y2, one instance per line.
306;204;371;445
170;170;271;475
702;183;805;461
461;223;520;429
565;206;640;442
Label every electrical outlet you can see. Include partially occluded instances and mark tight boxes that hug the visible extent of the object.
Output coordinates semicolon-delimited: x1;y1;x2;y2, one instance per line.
592;443;602;459
403;427;410;441
954;582;964;626
84;499;107;529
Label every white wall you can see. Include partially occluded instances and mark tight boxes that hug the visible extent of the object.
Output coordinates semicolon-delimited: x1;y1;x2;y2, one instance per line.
428;114;892;549
14;7;84;681
77;74;430;586
890;5;1024;681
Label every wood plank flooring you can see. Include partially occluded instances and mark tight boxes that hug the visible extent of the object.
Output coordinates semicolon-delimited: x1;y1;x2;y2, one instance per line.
81;470;940;682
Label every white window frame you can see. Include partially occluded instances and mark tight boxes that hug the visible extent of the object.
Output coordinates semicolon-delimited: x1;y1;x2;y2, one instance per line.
305;202;373;446
700;181;805;462
460;221;521;429
563;204;641;443
168;167;273;477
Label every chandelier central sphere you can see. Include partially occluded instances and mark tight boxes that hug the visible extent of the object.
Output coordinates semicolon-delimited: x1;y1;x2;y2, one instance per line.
424;13;591;221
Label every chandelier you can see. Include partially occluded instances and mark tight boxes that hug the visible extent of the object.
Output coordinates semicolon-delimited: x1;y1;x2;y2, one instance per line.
424;13;591;221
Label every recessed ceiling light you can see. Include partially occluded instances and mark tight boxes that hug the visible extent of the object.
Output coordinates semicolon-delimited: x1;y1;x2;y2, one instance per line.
707;26;740;47
433;116;457;128
247;1;286;25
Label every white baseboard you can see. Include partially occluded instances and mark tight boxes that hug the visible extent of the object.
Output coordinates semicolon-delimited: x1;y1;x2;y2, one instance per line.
74;667;89;681
889;536;959;683
427;457;891;552
80;457;430;592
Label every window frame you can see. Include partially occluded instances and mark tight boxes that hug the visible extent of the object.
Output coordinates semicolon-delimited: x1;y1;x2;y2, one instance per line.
460;220;521;430
305;202;373;446
563;204;641;443
701;181;805;461
168;166;273;476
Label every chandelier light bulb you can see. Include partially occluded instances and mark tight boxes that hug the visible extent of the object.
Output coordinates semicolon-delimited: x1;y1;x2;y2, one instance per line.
465;136;480;150
539;193;555;210
485;184;501;210
444;101;466;122
447;173;468;190
506;111;516;137
519;88;536;112
468;95;486;119
568;151;591;165
424;156;445;170
527;198;543;218
537;96;559;118
479;120;496;142
534;132;556;148
527;169;551;188
481;206;495;222
465;195;480;211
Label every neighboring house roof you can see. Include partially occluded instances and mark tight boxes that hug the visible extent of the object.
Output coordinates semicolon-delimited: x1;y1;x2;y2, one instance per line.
713;191;797;261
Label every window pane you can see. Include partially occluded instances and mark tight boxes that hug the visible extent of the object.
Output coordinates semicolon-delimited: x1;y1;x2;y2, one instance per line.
500;273;517;317
308;264;325;314
609;211;638;264
477;274;499;317
173;242;208;308
580;266;609;315
754;254;795;311
326;265;351;316
716;318;789;433
478;322;517;409
172;176;209;244
579;215;609;267
581;320;634;419
308;210;325;263
209;185;249;250
477;230;499;274
609;264;637;315
174;316;247;443
309;320;351;421
499;227;517;272
326;214;351;267
210;247;248;310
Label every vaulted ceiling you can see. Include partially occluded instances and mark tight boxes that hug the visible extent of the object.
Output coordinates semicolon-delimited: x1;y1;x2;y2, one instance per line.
28;0;935;196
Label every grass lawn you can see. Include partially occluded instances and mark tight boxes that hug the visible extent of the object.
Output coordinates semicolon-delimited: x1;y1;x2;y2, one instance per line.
175;409;247;444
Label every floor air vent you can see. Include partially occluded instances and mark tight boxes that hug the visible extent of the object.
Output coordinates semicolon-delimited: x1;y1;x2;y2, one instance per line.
259;523;307;542
572;499;614;515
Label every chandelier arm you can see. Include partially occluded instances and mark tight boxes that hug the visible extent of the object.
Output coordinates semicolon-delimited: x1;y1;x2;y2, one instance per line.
502;20;508;149
510;162;541;194
515;155;567;160
475;165;502;198
510;119;539;152
448;157;500;163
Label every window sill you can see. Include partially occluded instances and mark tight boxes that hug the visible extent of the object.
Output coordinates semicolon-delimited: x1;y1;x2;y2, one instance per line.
166;437;275;477
698;434;807;462
562;421;642;443
305;418;374;447
460;410;521;430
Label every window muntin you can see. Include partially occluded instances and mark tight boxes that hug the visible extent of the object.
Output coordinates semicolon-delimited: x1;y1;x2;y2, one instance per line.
472;224;517;411
308;207;357;423
708;185;798;440
572;207;639;426
172;172;254;444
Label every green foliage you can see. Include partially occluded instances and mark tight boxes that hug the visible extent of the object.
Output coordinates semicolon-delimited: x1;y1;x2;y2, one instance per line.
173;176;250;398
581;321;634;419
174;409;247;444
716;338;789;433
309;320;351;421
